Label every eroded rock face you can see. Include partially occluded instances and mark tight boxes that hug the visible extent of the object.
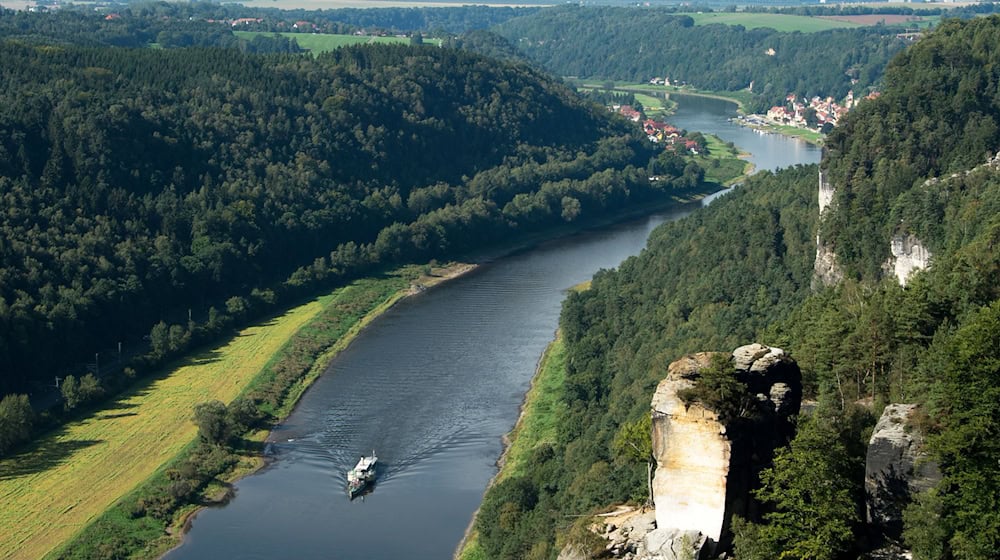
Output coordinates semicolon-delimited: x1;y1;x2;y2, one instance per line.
883;234;932;287
866;404;941;542
813;169;844;289
651;352;729;544
650;344;801;550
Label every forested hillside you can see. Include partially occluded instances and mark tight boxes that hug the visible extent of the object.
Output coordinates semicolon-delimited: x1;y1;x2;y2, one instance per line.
494;6;906;110
822;16;1000;279
474;15;1000;560
0;40;706;399
0;4;538;48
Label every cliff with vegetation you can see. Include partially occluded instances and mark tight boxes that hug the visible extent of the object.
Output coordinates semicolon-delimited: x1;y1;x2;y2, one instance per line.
474;15;1000;560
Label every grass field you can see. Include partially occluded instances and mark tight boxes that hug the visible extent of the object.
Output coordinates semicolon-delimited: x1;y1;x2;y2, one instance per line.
684;12;859;32
633;92;671;118
457;335;568;560
695;134;753;186
233;31;440;54
0;299;328;560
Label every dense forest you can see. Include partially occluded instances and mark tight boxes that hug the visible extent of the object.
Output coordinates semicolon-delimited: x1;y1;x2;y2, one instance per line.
0;39;721;407
474;15;1000;560
493;6;907;110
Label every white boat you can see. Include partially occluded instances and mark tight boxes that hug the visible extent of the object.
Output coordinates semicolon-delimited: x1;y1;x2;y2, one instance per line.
347;450;377;498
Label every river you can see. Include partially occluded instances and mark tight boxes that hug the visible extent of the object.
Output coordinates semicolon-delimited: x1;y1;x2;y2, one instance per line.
164;94;821;560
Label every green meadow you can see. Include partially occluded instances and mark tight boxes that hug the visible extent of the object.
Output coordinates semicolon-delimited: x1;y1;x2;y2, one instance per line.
684;12;859;32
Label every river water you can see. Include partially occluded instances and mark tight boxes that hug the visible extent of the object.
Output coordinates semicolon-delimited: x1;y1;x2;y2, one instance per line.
164;95;821;560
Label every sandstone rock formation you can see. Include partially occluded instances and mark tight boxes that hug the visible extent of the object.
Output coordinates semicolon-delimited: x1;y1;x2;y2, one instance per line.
883;234;932;287
650;343;801;551
813;169;844;289
563;344;802;560
866;404;941;542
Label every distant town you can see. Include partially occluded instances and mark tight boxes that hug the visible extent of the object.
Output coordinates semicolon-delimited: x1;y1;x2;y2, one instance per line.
611;79;882;146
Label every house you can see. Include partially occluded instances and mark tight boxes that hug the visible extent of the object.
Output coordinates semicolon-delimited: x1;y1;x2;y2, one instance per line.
643;119;680;143
767;106;792;123
292;21;315;30
619;105;642;122
231;18;262;27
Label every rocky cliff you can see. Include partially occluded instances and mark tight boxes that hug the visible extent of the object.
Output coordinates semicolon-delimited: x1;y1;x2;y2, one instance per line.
814;168;934;288
813;169;844;289
649;343;802;552
562;344;802;560
883;234;932;287
865;404;941;543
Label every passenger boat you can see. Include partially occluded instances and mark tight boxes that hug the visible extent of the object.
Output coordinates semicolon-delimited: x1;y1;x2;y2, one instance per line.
347;450;377;498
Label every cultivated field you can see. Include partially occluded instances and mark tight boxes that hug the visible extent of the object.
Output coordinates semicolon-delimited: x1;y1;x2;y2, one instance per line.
0;299;326;560
817;14;933;27
233;31;440;53
685;12;859;32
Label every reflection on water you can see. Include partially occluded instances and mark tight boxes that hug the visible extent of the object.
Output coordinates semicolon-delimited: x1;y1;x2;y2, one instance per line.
165;94;820;560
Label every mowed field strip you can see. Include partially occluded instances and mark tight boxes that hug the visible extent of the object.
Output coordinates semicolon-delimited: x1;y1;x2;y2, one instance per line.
0;297;326;560
685;12;860;32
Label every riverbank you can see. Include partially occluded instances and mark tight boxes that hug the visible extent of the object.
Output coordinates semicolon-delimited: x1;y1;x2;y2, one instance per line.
732;115;826;146
586;80;828;147
22;187;713;560
455;333;569;560
164;261;478;551
12;266;466;560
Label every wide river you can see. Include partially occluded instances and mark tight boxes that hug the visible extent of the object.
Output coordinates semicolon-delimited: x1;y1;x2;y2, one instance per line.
165;94;821;560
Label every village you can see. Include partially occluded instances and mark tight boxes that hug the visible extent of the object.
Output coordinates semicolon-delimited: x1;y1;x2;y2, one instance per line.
757;89;881;130
611;103;704;154
647;72;879;132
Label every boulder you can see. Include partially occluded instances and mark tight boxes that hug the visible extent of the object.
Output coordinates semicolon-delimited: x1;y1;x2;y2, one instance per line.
866;404;941;542
640;528;709;560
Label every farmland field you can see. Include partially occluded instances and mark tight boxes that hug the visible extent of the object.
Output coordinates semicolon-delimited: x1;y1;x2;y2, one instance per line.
0;298;329;559
684;13;859;32
233;31;440;53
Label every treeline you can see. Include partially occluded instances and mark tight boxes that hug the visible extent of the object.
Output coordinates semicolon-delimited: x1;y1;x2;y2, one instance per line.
0;7;306;52
0;40;724;417
493;6;906;110
474;15;1000;560
50;274;411;560
0;3;540;49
